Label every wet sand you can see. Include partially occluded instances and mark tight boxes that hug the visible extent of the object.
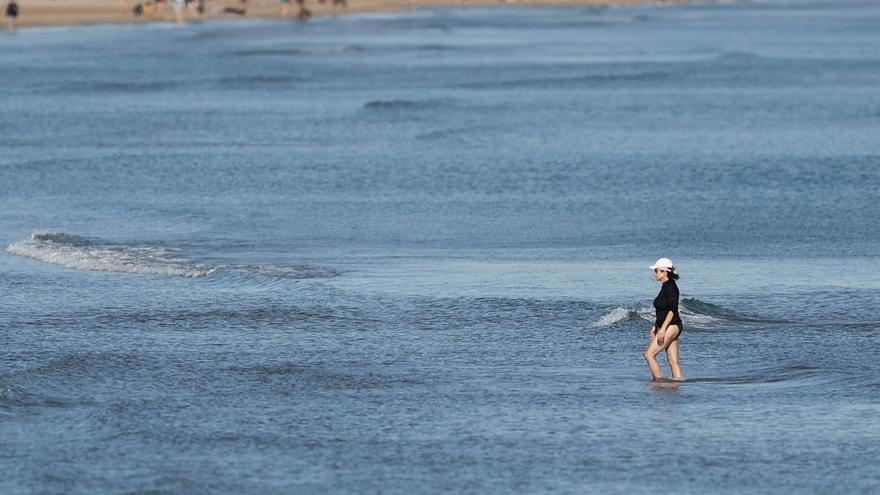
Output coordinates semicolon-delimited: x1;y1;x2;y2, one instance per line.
8;0;684;29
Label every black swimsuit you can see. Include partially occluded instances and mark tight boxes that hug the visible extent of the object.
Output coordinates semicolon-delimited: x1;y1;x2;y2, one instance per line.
654;279;682;330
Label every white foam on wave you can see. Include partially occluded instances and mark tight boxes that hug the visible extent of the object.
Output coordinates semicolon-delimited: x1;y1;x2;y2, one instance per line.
679;308;724;329
592;299;760;330
592;305;653;328
7;231;217;278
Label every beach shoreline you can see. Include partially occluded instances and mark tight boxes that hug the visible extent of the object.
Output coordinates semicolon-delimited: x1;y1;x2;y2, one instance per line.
7;0;689;30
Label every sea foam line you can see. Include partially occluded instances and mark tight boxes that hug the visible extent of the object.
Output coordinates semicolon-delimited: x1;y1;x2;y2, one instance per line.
6;231;216;278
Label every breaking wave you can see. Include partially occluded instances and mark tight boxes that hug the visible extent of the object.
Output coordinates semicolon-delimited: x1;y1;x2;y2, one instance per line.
592;297;787;329
591;306;651;328
7;231;217;278
6;231;339;282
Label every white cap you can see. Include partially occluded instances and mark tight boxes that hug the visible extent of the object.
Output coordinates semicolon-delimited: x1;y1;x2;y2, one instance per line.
649;258;675;272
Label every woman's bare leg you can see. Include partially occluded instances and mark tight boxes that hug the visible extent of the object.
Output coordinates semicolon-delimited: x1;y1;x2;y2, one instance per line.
664;326;683;380
644;338;665;380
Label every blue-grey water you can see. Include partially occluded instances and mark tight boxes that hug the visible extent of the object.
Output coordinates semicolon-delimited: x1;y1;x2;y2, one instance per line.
1;1;879;493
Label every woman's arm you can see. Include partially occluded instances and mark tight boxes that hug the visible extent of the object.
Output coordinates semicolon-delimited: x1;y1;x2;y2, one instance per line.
665;283;680;322
657;311;674;344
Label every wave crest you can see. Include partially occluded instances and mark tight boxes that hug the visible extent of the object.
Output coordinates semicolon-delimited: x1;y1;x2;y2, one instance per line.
592;298;785;329
7;231;217;278
591;306;651;328
362;98;457;111
229;45;363;57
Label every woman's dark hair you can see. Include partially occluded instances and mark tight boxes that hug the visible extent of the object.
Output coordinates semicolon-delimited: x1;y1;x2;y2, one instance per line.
668;269;680;281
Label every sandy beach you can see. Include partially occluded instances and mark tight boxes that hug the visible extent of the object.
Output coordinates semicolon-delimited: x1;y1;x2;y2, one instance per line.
7;0;677;29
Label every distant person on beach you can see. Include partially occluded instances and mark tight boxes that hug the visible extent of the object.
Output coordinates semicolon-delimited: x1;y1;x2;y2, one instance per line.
131;0;166;17
172;0;186;25
280;0;291;17
185;0;199;16
5;0;18;32
295;0;311;22
644;258;684;381
212;5;246;15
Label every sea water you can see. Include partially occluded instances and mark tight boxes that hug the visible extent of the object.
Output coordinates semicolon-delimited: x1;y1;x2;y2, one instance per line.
1;1;879;493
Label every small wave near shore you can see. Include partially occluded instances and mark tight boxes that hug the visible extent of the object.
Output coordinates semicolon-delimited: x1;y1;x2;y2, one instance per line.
6;231;216;278
592;297;786;330
6;231;341;282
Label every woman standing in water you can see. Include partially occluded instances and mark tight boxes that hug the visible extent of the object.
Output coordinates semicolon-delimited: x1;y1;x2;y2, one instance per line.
644;258;683;381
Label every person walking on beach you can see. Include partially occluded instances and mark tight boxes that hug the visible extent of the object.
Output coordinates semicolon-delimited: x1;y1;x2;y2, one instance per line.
172;0;186;25
644;258;684;381
295;0;311;22
5;0;18;32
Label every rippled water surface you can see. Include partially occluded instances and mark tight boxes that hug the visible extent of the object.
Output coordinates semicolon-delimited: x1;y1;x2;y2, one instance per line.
1;2;879;494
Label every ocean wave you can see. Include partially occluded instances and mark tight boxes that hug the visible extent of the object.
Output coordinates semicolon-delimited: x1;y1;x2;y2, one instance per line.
0;352;138;412
7;231;217;278
680;363;874;389
680;298;785;325
216;75;303;87
233;264;339;279
684;363;822;386
8;301;361;331
201;264;338;291
459;71;671;90
224;362;421;389
100;306;350;328
710;50;772;64
591;306;652;328
706;50;880;70
592;297;786;329
65;80;183;93
228;45;363;57
29;351;147;378
415;124;499;142
414;44;462;52
362;98;457;111
0;383;93;412
7;231;340;282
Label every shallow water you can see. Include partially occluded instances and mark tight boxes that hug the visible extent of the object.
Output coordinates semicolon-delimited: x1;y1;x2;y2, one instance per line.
1;2;879;494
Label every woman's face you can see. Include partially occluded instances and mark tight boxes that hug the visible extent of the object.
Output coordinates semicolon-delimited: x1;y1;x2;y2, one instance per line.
654;268;667;281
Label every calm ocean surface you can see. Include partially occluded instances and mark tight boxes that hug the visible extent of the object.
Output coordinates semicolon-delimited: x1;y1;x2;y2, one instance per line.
1;1;879;493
